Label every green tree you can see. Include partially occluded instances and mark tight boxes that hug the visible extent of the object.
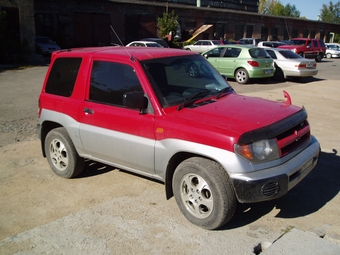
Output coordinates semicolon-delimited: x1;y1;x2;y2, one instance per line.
258;0;300;18
157;10;178;38
283;4;300;18
320;1;340;23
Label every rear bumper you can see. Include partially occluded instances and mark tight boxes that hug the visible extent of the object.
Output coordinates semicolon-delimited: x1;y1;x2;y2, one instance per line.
249;68;275;78
285;69;318;77
230;136;320;203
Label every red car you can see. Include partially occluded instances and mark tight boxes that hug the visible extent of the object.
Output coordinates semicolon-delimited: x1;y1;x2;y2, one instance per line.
278;38;326;62
38;47;320;229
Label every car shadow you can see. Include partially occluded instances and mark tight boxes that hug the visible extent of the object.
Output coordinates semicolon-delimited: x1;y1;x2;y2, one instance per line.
77;150;339;230
221;149;340;230
250;76;325;85
77;159;116;178
77;159;164;184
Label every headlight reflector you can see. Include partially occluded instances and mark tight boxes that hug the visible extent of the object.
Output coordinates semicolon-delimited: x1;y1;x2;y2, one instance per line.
235;139;279;163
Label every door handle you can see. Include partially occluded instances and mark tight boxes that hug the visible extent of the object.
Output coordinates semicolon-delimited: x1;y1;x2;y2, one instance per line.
83;108;94;114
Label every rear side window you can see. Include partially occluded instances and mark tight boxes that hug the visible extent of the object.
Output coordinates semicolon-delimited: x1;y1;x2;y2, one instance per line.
89;61;143;106
206;47;224;57
249;48;269;58
45;58;82;97
224;48;241;57
266;50;277;59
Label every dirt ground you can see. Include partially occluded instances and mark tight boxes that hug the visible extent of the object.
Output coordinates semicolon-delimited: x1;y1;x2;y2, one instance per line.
0;63;339;254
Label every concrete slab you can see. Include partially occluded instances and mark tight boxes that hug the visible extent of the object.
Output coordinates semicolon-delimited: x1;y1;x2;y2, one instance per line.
262;228;340;255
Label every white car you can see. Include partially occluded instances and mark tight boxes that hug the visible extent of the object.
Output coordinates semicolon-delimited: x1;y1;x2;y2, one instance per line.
126;41;163;47
238;38;261;46
257;41;286;48
183;40;223;53
325;43;340;48
325;44;340;58
264;48;318;81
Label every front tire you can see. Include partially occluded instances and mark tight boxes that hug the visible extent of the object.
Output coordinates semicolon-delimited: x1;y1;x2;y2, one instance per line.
45;127;84;178
235;68;249;84
326;53;332;59
173;157;236;230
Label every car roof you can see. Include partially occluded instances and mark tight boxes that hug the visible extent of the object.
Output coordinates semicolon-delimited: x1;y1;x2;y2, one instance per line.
210;45;256;49
51;47;197;61
127;41;160;44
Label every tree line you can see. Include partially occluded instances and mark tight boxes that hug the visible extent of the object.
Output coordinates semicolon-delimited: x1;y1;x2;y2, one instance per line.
259;0;340;23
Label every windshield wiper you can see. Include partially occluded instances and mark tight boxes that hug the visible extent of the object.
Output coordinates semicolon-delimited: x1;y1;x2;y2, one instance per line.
215;87;234;99
177;91;211;111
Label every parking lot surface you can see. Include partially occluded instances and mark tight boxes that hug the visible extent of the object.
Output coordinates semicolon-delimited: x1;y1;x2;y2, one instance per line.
0;59;339;254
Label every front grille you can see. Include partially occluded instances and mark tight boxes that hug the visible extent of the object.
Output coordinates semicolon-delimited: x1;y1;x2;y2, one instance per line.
276;120;310;157
261;182;279;197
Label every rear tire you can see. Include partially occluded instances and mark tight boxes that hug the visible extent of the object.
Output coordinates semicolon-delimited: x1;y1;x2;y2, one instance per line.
45;127;84;178
273;66;285;81
173;157;236;230
235;68;249;84
326;53;332;59
316;53;323;62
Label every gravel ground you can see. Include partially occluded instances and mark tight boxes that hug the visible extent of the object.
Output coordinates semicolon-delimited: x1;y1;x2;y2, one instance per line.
0;62;339;254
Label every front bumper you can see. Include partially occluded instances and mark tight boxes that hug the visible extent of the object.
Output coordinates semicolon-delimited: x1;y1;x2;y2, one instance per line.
230;136;320;203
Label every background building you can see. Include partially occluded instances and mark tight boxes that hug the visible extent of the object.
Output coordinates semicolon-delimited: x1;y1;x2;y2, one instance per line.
1;0;340;62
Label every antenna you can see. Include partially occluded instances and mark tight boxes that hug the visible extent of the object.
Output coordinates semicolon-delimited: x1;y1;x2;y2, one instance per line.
110;25;134;60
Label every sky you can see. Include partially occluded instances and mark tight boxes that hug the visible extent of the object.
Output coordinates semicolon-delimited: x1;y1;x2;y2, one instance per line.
279;0;330;20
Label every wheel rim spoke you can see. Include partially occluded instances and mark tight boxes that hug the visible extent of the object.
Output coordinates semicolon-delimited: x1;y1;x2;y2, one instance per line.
50;139;68;171
180;173;213;219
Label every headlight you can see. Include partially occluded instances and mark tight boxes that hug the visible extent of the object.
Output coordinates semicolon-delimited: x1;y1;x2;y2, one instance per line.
234;139;280;163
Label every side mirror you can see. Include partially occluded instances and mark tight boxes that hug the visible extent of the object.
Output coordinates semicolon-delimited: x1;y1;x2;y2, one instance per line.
203;54;208;59
123;91;148;110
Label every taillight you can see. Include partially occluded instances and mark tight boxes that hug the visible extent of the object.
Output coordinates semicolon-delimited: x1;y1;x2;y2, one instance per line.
296;63;306;68
247;61;259;67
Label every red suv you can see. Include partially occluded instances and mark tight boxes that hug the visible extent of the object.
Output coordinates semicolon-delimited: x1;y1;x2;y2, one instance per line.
278;38;326;62
38;47;320;229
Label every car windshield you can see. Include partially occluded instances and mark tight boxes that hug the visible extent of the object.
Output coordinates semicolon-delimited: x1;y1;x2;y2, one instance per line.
289;40;306;46
279;50;303;59
328;45;339;50
141;55;232;107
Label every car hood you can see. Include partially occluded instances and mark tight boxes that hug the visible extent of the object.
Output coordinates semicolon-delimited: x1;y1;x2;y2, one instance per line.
165;93;301;137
